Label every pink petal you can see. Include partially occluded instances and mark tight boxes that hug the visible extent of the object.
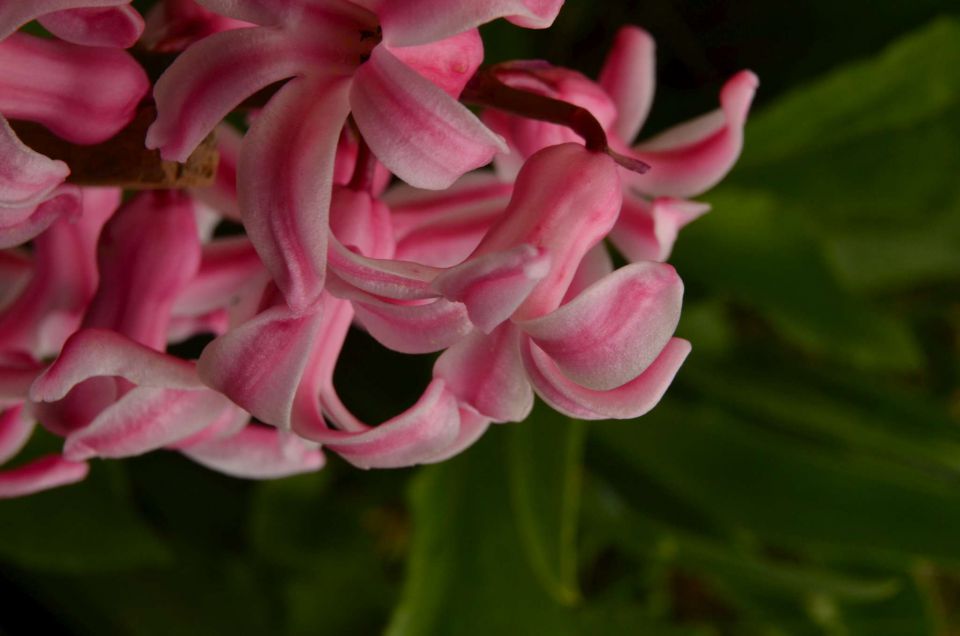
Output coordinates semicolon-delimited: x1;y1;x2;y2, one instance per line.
518;262;683;391
329;186;395;260
146;26;304;161
432;244;550;333
628;70;758;198
182;425;324;479
167;309;230;342
192;0;294;26
81;191;201;349
350;46;506;190
0;455;88;499
328;236;441;300
0;115;69;209
609;196;710;263
172;236;268;317
0;185;82;249
386;29;483;98
143;0;251;52
0;352;43;404
0;188;115;356
521;336;691;420
598;26;656;143
0;249;32;306
433;323;533;422
470;143;622;320
375;0;563;47
0;405;33;464
308;379;462;470
197;304;322;429
0;0;132;41
63;385;234;460
562;243;614;303
30;329;204;404
421;403;490;463
238;76;352;313
38;6;144;48
0;33;149;145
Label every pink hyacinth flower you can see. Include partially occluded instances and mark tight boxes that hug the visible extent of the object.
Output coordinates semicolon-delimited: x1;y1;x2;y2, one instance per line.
0;0;144;48
146;0;563;313
481;26;757;262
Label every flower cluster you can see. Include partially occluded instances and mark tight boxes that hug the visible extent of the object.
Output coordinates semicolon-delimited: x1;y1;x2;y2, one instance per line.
0;0;755;496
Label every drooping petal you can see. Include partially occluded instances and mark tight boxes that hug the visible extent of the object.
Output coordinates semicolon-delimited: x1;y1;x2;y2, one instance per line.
628;71;758;198
38;6;145;48
609;195;709;263
421;403;490;463
432;244;549;332
182;424;325;479
518;262;683;391
30;329;204;404
0;0;131;41
0;405;33;464
82;191;201;349
433;323;533;422
0;185;82;250
598;26;656;143
63;385;234;460
351;46;506;190
0;33;149;145
387;29;483;98
0;455;88;499
197;304;322;429
239;76;352;312
521;336;691;420
0;115;69;209
471;143;622;320
374;0;563;47
146;26;304;161
328;236;441;300
307;379;462;470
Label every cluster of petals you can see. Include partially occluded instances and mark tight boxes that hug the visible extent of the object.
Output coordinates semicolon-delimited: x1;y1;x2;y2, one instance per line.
0;0;755;497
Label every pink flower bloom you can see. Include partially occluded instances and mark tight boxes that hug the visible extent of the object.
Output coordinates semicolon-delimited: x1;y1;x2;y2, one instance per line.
146;0;563;312
0;0;143;47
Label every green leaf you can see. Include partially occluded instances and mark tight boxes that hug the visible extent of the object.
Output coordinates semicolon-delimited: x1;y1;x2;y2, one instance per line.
0;462;170;573
506;402;585;605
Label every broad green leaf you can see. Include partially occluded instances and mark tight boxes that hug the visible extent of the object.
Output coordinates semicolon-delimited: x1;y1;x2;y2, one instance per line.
594;402;960;563
506;402;585;605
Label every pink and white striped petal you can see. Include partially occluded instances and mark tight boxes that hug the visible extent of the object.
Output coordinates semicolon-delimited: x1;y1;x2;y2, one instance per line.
30;329;203;404
0;34;148;145
143;0;251;52
0;353;43;404
0;115;69;209
609;196;710;263
182;425;325;479
421;404;490;463
38;6;144;48
374;0;563;47
0;0;132;41
238;77;352;312
387;29;483;98
146;26;304;161
351;46;507;190
598;26;656;143
628;71;758;198
521;336;691;420
518;262;683;391
0;185;81;249
0;455;88;499
433;324;533;423
0;405;33;464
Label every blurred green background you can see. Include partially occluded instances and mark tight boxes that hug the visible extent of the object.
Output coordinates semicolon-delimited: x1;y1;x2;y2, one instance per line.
3;1;960;634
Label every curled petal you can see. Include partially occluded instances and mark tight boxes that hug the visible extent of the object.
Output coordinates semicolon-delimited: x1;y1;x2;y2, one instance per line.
0;455;88;499
0;115;69;209
39;6;145;48
610;196;709;263
0;185;81;249
307;379;462;470
351;46;506;190
522;336;691;420
376;0;563;46
198;305;322;429
146;26;304;161
31;329;203;404
63;386;233;460
143;0;251;52
432;244;550;333
433;324;533;423
0;34;148;145
0;406;33;464
182;425;324;479
0;0;131;41
239;77;352;312
329;186;395;259
387;29;483;98
518;262;683;391
329;236;441;300
422;404;490;463
173;236;267;317
598;26;656;143
629;71;758;198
